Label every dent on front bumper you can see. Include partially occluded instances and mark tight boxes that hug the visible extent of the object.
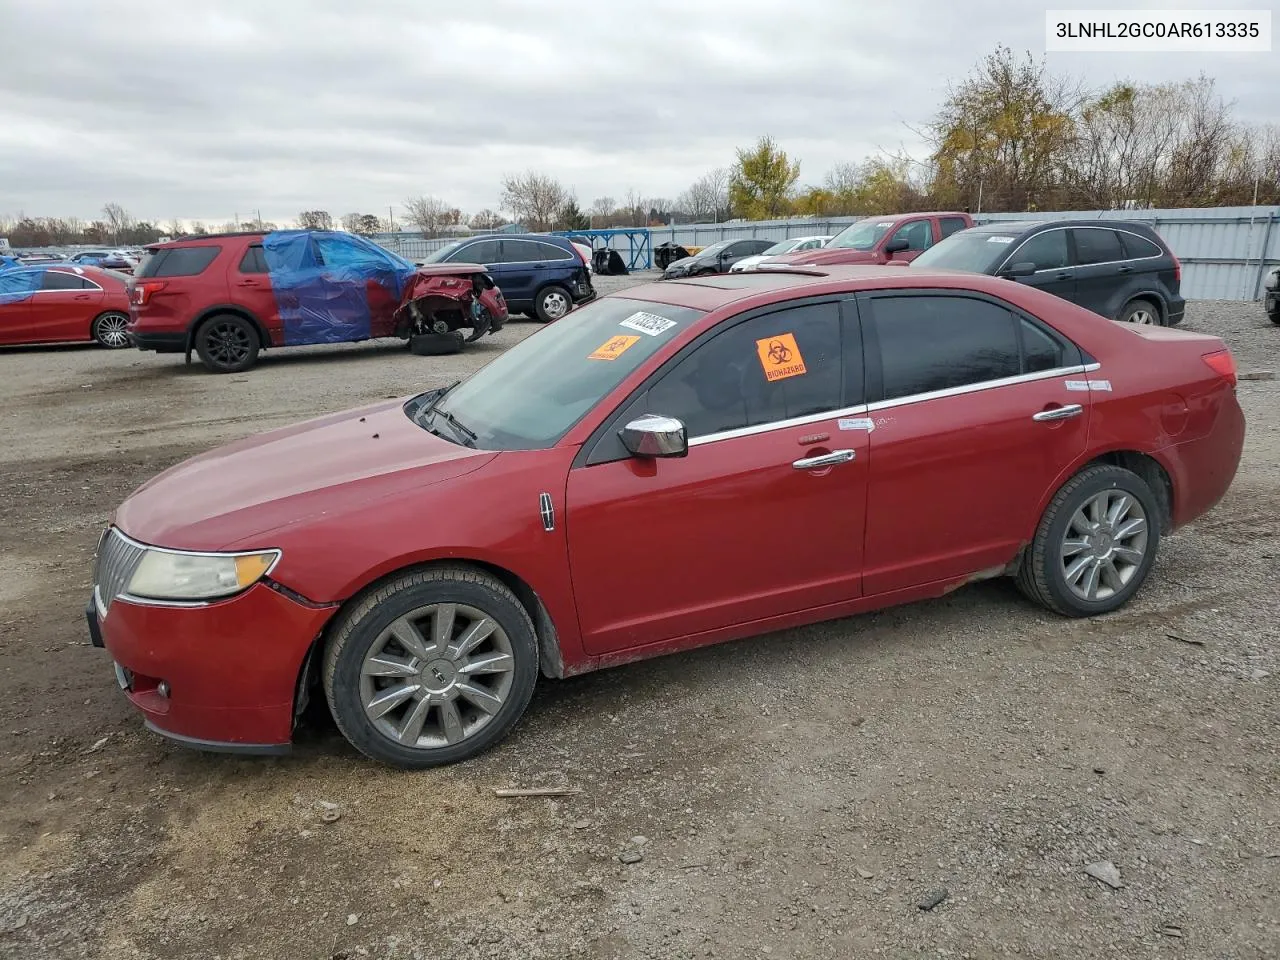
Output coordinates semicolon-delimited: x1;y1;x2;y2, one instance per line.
91;582;336;751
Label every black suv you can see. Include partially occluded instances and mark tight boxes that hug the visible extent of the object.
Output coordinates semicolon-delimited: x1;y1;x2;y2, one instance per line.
660;238;776;279
911;219;1185;326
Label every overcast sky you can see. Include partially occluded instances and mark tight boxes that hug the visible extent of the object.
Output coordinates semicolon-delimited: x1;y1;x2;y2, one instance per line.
1;0;1276;227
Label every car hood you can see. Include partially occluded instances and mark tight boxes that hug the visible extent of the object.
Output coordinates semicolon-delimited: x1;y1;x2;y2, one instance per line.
115;399;495;551
764;248;879;266
664;256;698;272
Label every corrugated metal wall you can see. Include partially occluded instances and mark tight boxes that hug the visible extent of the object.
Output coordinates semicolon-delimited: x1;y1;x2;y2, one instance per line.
374;206;1280;301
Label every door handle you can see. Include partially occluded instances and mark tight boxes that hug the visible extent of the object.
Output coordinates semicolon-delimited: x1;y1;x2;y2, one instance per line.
1117;265;1132;274
1054;271;1071;281
236;279;260;286
1032;404;1084;422
75;294;91;300
792;449;856;470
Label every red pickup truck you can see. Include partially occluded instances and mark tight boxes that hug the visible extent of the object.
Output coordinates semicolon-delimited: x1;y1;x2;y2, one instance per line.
759;211;974;268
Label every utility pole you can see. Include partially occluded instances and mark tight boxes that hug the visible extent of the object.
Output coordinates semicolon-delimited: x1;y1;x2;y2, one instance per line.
389;205;395;233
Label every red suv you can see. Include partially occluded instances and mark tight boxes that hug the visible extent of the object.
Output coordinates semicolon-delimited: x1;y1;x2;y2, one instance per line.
89;266;1243;769
760;212;974;268
127;230;507;373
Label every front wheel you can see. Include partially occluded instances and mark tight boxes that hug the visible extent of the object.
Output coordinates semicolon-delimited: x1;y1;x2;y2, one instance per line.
1016;464;1161;617
194;314;259;373
534;285;573;323
322;566;539;769
92;311;131;349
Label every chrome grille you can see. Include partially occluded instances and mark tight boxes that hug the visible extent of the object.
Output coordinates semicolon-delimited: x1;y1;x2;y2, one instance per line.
93;527;146;614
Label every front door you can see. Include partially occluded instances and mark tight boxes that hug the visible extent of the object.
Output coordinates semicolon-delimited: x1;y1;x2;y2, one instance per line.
565;298;869;655
28;269;105;342
859;291;1091;594
999;227;1076;303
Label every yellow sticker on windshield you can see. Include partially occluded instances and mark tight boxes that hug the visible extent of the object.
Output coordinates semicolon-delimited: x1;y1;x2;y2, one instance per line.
755;333;807;381
589;335;640;361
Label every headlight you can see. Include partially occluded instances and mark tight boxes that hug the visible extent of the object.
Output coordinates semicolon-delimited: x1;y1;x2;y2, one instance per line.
126;548;280;601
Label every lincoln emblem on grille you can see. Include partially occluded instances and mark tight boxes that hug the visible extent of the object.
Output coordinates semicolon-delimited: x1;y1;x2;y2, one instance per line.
539;493;555;532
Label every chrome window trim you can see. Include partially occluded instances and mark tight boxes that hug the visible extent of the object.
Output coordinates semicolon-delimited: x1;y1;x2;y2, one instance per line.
95;526;281;610
684;362;1101;448
998;225;1166;275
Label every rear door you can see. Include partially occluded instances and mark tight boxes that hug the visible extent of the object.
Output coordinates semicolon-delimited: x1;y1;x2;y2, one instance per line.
861;290;1091;594
232;243;283;343
497;239;546;305
939;216;971;240
28;269;104;342
1069;227;1128;318
0;270;38;345
998;228;1076;303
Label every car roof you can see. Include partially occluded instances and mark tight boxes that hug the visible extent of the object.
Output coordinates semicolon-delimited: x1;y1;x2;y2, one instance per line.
619;264;1024;311
969;218;1159;235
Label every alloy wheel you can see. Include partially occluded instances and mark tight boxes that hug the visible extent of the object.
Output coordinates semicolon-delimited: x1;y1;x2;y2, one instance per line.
95;313;131;348
541;291;570;320
1059;490;1149;602
207;321;251;366
358;603;515;749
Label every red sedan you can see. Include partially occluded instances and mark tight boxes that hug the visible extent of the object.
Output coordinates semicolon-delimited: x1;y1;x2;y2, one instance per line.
0;264;133;348
88;266;1245;767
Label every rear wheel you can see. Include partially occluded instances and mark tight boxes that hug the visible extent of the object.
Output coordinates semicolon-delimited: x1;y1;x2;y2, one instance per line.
194;314;259;373
1117;299;1161;326
1268;309;1280;326
322;566;539;769
91;311;131;349
1016;464;1161;617
534;285;573;323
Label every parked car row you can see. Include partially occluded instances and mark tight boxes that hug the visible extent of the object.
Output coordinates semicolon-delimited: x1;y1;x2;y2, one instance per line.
0;263;134;348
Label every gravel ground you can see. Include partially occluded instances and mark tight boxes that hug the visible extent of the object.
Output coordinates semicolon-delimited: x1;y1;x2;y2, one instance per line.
0;278;1276;960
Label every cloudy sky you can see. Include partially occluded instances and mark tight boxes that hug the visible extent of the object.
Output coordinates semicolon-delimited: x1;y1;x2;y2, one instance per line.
1;0;1276;227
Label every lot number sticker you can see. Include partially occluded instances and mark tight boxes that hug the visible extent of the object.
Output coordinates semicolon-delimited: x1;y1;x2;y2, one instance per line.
755;333;808;382
987;236;1015;244
588;335;641;361
619;311;677;336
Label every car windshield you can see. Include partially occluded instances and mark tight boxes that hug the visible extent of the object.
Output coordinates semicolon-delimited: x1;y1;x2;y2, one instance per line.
420;240;466;264
911;232;1011;273
410;296;705;450
762;238;800;255
827;219;895;250
693;241;731;259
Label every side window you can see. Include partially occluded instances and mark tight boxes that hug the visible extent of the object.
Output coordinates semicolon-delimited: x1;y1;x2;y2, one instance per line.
501;239;542;263
1008;230;1069;271
144;246;221;278
238;245;269;274
450;239;499;264
1020;317;1066;373
872;295;1020;400
645;302;848;439
1071;229;1125;266
890;220;933;251
41;271;90;290
1117;231;1163;259
537;242;574;261
939;217;969;239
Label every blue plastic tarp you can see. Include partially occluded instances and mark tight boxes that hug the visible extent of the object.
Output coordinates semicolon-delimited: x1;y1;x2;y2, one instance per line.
262;230;417;346
0;266;44;305
0;254;21;272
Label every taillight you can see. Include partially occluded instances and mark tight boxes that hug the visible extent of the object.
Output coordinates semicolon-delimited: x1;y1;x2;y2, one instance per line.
131;281;166;305
1172;254;1182;286
1202;349;1236;387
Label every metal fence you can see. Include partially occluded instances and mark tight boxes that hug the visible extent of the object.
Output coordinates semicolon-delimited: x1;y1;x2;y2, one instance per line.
373;205;1280;302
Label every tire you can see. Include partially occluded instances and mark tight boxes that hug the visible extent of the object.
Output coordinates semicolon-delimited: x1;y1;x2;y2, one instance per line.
1016;464;1162;617
534;285;573;323
409;331;464;356
91;311;131;349
322;565;539;769
1268;309;1280;326
194;314;259;373
1117;299;1162;326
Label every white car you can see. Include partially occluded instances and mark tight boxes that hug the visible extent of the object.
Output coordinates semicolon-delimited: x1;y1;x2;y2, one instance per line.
729;235;832;272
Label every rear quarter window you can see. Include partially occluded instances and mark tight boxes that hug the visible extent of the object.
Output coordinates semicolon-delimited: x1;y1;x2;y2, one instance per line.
1118;231;1164;259
135;245;222;278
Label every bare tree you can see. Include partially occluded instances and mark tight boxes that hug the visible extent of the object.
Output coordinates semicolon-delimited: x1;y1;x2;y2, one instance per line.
102;203;134;244
621;188;649;227
589;196;615;226
676;168;731;223
340;212;362;233
500;172;570;232
403;196;452;236
297;210;333;231
188;220;208;235
470;209;505;231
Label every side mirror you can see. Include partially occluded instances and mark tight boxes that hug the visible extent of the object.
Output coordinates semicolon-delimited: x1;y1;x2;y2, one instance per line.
884;239;909;254
620;414;688;459
999;261;1037;278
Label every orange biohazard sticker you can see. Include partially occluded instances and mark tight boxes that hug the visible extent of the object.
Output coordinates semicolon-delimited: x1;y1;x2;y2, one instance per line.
588;334;641;361
755;333;807;381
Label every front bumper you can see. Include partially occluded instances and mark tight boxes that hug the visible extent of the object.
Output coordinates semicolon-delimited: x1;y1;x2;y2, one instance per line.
90;582;335;751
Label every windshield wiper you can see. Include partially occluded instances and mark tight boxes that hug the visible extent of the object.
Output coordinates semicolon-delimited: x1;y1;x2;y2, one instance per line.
431;407;477;448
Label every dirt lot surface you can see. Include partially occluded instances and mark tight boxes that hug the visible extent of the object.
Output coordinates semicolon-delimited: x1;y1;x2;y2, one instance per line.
1;273;1277;960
